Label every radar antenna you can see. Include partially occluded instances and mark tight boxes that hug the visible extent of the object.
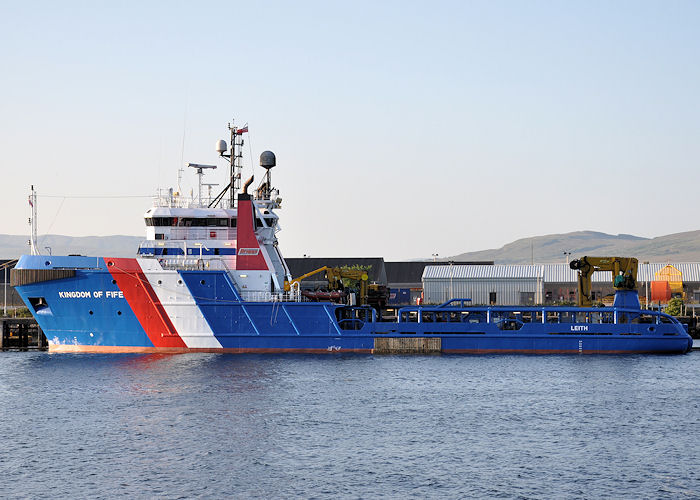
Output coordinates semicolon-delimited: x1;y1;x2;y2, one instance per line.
187;163;217;207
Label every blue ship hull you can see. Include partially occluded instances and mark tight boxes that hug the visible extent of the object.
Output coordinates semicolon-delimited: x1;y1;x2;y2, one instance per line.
12;255;693;354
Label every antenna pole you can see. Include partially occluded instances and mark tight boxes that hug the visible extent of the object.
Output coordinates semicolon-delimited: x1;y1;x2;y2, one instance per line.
228;122;243;208
29;185;39;255
197;168;203;205
219;120;247;208
229;123;235;207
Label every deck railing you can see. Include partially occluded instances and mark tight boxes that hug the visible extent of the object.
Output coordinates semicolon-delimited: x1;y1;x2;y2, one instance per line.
239;291;302;303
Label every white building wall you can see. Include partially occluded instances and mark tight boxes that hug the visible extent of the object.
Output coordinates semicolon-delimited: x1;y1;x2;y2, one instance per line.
423;277;543;305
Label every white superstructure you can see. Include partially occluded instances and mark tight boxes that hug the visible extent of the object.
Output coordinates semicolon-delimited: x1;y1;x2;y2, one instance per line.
135;122;291;298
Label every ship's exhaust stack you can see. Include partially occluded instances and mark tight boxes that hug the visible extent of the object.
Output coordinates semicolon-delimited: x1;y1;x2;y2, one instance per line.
242;175;254;194
236;188;268;271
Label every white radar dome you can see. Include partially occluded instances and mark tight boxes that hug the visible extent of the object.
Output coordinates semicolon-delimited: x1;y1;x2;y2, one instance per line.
216;139;228;154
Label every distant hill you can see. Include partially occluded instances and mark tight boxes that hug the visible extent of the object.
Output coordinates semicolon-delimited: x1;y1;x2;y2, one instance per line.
447;230;700;264
0;234;142;259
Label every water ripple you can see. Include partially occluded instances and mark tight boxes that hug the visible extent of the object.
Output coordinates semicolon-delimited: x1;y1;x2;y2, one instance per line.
0;352;698;498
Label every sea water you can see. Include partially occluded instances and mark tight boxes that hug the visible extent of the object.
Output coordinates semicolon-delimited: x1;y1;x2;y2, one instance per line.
1;352;698;499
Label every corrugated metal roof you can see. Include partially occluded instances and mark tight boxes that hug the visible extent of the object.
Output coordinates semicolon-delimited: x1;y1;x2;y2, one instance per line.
423;265;543;280
543;264;612;283
637;263;700;282
423;262;700;283
544;263;700;283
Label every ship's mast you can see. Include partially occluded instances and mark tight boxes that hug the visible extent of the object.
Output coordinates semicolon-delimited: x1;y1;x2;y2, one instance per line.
228;122;245;207
28;185;38;255
211;120;248;209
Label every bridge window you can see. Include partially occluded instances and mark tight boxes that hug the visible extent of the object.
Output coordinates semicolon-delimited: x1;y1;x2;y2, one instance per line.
206;218;230;227
145;217;176;226
144;216;234;227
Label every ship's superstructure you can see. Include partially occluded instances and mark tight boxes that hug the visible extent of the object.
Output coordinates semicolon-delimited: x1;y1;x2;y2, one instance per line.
136;122;290;300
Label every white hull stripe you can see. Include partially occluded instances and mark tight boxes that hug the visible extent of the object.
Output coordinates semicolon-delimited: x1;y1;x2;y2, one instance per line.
137;259;222;349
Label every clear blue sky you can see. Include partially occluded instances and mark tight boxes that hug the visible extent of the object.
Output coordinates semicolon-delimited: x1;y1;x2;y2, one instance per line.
2;1;699;259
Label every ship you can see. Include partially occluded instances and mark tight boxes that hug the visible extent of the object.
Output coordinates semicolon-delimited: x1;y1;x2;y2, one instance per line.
11;122;694;354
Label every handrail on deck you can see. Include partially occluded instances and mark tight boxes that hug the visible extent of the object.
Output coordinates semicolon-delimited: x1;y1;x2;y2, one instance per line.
395;298;681;325
438;298;472;308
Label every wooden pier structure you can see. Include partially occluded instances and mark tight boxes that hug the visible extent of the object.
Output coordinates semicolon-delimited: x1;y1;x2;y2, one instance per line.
0;318;47;351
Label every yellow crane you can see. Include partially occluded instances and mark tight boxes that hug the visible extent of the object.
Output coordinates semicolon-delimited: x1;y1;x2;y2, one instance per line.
569;256;638;307
285;266;369;305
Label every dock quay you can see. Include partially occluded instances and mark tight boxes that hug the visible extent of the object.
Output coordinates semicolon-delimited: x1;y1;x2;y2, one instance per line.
0;318;47;351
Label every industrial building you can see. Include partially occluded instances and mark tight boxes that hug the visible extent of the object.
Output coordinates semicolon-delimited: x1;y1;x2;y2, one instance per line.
422;265;544;305
423;263;700;306
0;260;22;310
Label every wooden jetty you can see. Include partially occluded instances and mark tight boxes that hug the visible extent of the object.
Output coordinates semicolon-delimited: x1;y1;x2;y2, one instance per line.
0;318;47;351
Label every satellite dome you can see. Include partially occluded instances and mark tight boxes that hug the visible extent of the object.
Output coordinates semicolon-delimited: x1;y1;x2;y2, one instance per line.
260;151;276;169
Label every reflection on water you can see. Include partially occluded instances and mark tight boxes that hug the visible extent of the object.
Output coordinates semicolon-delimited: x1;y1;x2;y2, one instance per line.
0;351;698;498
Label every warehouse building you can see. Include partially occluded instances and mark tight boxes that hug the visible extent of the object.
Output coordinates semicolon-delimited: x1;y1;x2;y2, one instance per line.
422;265;544;305
423;263;700;306
0;259;23;309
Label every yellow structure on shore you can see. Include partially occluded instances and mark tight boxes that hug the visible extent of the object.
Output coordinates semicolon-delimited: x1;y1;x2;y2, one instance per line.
655;265;684;297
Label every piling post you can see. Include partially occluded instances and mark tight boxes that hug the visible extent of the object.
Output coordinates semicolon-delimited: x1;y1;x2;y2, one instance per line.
20;323;28;351
37;327;46;349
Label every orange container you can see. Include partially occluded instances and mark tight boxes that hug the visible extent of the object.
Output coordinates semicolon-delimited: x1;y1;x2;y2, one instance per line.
650;280;671;302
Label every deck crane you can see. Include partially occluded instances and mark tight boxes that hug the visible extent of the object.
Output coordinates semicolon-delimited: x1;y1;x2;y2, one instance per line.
569;256;639;307
285;266;369;305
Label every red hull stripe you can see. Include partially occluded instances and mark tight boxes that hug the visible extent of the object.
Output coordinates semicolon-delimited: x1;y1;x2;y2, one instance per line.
105;258;186;349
